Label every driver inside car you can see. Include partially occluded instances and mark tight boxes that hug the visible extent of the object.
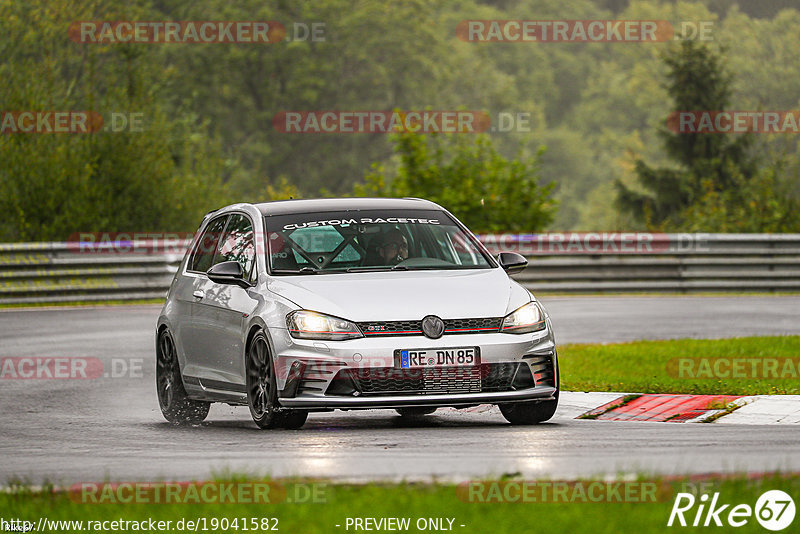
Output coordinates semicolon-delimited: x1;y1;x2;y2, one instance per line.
377;229;410;265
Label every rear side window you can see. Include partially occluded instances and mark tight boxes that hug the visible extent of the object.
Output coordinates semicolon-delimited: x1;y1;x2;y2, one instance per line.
189;215;228;273
215;214;256;280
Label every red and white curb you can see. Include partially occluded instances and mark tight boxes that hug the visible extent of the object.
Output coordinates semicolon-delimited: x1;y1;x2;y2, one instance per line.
555;392;635;420
559;392;800;424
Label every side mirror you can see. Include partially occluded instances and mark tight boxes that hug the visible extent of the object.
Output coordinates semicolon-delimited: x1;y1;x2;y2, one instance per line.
497;252;528;275
207;261;251;288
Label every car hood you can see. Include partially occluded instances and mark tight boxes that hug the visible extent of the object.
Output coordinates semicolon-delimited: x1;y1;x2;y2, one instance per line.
267;268;531;321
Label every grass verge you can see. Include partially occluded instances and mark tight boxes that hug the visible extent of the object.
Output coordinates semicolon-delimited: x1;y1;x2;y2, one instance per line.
560;336;800;395
1;475;797;534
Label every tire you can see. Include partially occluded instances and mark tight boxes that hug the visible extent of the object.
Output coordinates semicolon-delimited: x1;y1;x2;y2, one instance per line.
499;395;558;425
157;329;210;425
246;331;283;429
501;353;560;425
280;410;309;430
395;407;437;417
246;332;309;430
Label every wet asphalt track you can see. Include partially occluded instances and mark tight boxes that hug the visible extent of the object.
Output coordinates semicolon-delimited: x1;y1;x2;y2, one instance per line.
1;296;799;484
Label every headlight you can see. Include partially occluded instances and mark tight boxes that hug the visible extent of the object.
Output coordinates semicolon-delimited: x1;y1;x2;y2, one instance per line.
501;301;546;334
287;310;363;341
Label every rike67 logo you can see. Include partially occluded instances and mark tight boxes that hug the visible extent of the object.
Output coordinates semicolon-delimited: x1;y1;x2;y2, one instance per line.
668;490;795;530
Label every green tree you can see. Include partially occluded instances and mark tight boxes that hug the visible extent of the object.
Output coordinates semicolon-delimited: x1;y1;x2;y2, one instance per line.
679;164;800;232
615;39;757;229
0;0;230;241
3;0;800;238
355;132;556;233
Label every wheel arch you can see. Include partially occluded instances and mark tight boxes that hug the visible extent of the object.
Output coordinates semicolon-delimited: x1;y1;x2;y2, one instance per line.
155;321;189;380
244;322;277;362
245;324;263;355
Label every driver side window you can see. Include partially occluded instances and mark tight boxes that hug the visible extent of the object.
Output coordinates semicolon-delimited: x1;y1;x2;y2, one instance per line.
214;214;257;282
189;215;228;273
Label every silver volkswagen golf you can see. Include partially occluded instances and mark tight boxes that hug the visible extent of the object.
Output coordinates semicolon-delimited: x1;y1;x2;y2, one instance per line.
156;198;559;429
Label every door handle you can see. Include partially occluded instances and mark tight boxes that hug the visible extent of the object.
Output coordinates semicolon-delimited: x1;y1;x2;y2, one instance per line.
192;290;205;299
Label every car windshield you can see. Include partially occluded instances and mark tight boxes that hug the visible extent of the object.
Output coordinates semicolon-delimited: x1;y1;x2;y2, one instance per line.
264;209;493;274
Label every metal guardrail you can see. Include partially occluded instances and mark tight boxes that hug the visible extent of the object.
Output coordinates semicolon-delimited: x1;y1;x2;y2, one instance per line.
0;234;798;304
0;241;185;305
484;233;800;293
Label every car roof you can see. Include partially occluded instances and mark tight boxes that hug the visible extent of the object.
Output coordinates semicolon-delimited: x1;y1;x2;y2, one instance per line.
252;197;442;216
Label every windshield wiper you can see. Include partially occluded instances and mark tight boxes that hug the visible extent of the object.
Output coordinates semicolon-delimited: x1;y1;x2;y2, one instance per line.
271;267;318;275
344;265;407;273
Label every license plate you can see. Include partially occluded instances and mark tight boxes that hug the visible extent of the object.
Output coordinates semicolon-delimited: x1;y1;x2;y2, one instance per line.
395;347;480;369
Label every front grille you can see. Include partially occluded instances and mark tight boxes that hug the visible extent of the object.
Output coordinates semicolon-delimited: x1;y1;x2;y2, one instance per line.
421;367;482;394
358;317;502;337
444;317;503;333
351;367;424;394
359;320;422;336
328;362;525;396
482;362;520;391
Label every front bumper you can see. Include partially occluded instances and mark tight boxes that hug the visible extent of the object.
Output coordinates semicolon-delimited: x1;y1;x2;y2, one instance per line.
280;385;557;409
269;326;558;410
